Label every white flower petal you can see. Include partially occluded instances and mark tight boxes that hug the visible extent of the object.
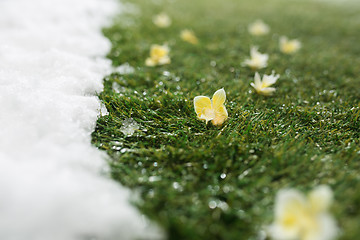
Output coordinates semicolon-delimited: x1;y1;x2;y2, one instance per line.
308;185;333;213
268;222;300;240
275;189;307;218
260;87;276;95
262;72;279;87
303;214;338;240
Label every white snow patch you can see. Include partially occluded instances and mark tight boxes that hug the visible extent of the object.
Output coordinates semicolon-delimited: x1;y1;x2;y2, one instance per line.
114;62;136;75
0;0;163;240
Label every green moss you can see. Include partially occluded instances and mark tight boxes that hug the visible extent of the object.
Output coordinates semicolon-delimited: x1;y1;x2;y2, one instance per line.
92;0;360;239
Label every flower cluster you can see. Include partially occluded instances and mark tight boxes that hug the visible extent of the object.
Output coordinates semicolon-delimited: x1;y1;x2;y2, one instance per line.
147;14;200;66
191;19;338;239
120;10;338;240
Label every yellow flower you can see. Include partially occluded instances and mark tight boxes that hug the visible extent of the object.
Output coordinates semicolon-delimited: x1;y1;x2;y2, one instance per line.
250;71;279;96
248;19;270;36
152;13;171;28
280;36;301;54
180;29;198;45
194;88;228;126
243;46;268;70
269;185;338;240
145;44;171;67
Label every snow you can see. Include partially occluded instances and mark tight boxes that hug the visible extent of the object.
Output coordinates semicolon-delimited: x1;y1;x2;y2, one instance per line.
120;118;140;137
0;0;162;240
114;62;136;75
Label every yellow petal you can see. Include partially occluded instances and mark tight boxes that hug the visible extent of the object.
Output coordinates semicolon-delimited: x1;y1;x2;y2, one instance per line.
212;88;226;110
153;13;171;28
158;56;171;65
180;29;198;45
212;105;228;126
145;58;156;67
200;108;216;124
194;96;212;117
150;45;169;59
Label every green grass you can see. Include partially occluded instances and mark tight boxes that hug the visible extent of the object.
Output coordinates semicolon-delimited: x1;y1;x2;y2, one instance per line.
91;0;360;239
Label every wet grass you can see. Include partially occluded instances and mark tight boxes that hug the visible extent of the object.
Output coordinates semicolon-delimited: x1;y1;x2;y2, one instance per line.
91;0;360;239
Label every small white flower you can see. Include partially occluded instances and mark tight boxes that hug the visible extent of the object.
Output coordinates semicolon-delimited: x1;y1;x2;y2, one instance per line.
248;19;270;36
145;44;171;67
243;46;269;70
279;36;301;54
268;185;338;240
180;29;199;45
250;71;279;96
152;13;171;28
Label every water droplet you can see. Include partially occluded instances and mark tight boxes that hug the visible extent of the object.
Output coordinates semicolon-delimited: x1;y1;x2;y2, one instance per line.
172;182;183;191
208;200;217;209
148;189;155;198
237;209;246;219
149;176;161;182
223;185;233;193
120;118;140;136
173;182;180;189
120;148;128;153
238;169;250;179
218;201;229;211
163;71;171;77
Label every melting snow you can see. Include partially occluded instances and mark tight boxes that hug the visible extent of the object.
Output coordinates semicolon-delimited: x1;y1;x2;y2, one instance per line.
0;0;162;240
114;62;135;75
120;118;140;137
